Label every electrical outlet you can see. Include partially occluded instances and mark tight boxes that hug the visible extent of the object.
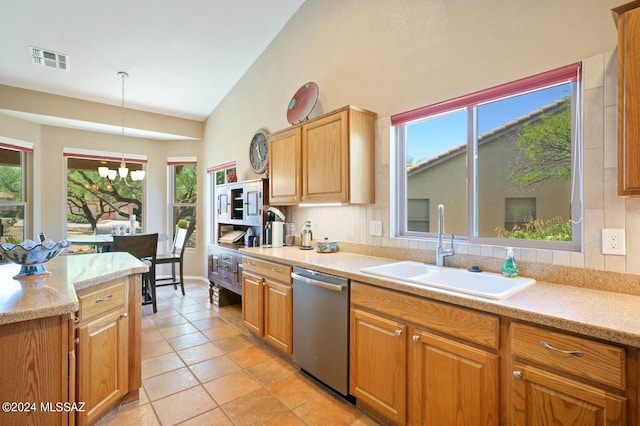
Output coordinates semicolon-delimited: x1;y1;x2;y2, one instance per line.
602;228;626;255
369;220;383;236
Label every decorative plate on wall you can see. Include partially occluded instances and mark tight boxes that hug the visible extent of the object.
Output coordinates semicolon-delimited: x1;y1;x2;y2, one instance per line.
287;82;319;125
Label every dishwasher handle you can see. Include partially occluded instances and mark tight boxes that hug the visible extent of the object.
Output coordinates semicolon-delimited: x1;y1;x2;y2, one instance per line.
291;272;345;292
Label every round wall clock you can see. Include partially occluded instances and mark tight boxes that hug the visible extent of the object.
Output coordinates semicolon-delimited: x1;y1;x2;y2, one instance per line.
249;129;269;174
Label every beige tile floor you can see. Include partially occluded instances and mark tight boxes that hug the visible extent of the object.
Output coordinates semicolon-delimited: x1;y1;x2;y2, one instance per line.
97;281;380;426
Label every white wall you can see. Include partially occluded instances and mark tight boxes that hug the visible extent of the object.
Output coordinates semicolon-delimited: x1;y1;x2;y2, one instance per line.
203;0;640;274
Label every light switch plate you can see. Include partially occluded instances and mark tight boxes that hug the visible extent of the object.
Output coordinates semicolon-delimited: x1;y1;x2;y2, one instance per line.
369;220;382;236
602;228;625;255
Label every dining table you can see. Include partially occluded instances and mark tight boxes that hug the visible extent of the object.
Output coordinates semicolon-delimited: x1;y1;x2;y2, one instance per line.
68;233;168;252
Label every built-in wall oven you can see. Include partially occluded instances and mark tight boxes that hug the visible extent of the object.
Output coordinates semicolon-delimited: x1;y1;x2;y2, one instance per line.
292;267;351;398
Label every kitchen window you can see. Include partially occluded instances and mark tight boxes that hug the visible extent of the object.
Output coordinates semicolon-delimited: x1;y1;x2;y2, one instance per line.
65;148;146;245
393;63;582;250
168;159;197;248
0;142;31;245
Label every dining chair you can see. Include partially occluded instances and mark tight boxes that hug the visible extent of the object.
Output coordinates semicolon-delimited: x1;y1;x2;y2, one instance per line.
155;228;187;296
113;233;159;313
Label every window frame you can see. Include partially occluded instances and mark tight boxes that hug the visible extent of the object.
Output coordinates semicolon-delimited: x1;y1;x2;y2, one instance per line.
392;63;583;251
168;159;197;249
0;141;32;244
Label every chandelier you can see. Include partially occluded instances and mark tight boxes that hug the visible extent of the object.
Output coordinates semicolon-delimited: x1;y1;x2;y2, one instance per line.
97;71;145;183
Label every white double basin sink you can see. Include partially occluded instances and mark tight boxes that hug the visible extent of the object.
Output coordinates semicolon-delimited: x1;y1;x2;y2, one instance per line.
360;261;535;300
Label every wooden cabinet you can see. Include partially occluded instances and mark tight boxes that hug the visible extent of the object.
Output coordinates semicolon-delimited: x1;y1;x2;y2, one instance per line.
269;127;302;204
350;281;500;425
350;308;407;424
269;105;376;205
614;1;640;196
510;321;629;425
242;256;293;356
74;279;129;426
0;314;70;426
410;328;499;425
208;245;242;296
215;179;267;227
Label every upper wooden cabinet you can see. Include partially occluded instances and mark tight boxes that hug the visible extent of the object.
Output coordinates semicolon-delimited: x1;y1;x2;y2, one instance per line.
614;1;640;196
269;106;376;205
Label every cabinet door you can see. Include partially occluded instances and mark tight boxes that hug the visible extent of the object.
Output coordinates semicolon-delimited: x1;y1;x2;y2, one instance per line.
302;110;350;203
76;310;128;426
350;308;407;425
208;253;220;282
410;328;499;426
244;184;262;219
269;127;302;204
242;271;264;336
216;188;231;220
264;279;293;356
512;363;626;426
0;315;68;426
617;5;640;196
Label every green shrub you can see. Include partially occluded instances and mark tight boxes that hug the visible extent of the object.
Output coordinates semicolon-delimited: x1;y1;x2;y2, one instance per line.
496;217;572;241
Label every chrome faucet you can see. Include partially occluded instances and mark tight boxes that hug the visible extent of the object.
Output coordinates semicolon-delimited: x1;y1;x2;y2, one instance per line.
436;204;455;266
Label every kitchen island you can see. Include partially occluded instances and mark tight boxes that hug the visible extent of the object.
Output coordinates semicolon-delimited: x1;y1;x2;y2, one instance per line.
0;253;148;426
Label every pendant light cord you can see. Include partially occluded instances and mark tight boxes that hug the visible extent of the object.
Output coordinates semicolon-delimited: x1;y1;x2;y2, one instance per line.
119;71;128;164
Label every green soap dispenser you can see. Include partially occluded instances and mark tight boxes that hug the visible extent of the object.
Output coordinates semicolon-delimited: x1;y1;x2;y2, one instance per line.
502;247;519;278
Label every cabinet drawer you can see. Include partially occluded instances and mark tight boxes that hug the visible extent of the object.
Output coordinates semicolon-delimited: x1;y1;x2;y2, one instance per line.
77;280;126;322
511;322;626;390
351;281;499;349
243;257;291;284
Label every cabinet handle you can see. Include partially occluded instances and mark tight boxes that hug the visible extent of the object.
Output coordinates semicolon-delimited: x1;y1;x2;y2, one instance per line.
412;335;420;342
121;312;128;318
540;341;583;357
513;371;522;379
73;316;79;324
395;329;403;336
272;267;282;273
95;294;113;303
74;338;80;345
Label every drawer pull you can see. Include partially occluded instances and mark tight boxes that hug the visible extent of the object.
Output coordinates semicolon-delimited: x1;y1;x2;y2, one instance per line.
540;341;583;357
272;267;282;273
412;335;420;342
95;294;113;303
513;371;522;379
121;312;128;318
73;316;79;324
395;329;403;336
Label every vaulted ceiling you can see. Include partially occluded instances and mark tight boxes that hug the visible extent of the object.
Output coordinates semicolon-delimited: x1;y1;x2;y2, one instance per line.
0;0;306;126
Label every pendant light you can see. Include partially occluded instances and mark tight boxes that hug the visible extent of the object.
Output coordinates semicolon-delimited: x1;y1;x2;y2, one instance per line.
98;71;145;183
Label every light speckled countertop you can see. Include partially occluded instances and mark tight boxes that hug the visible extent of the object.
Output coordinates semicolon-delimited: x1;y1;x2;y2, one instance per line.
240;246;640;348
0;252;148;325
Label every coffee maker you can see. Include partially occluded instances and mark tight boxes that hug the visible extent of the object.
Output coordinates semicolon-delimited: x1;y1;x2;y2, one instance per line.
264;207;285;247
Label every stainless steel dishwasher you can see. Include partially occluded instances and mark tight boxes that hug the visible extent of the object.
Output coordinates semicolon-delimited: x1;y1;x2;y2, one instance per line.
292;267;350;398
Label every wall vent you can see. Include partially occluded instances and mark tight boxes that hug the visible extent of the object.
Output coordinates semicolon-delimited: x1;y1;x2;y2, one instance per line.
29;46;70;71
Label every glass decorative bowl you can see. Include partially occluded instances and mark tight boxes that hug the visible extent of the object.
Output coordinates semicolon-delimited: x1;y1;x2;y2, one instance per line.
0;239;71;279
